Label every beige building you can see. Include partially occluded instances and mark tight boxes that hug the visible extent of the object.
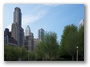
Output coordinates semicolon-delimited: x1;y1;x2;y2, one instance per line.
24;25;34;51
34;38;39;50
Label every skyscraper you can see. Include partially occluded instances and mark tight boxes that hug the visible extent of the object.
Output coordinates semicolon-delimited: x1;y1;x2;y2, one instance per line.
24;25;34;51
4;28;10;45
38;28;44;41
4;28;17;46
25;25;31;36
11;7;24;47
79;19;84;28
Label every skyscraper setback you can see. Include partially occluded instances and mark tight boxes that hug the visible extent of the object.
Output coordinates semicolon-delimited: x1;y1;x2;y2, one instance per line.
11;7;24;47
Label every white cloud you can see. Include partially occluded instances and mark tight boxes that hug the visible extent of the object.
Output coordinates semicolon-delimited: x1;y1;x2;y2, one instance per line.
22;11;47;25
6;4;58;31
22;5;48;27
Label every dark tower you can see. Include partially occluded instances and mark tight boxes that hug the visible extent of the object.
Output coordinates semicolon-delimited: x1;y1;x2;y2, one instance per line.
11;7;24;47
14;7;21;27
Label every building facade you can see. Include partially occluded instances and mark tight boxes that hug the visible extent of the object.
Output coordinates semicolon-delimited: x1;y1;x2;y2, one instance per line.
11;7;24;47
79;19;84;28
38;28;44;41
4;28;17;46
24;25;34;51
4;28;10;45
34;38;39;50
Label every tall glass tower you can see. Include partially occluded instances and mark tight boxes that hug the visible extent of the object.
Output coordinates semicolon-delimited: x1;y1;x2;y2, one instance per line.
38;28;44;41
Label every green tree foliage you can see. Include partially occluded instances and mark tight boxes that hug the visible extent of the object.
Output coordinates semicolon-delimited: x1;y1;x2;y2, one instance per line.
36;32;59;60
60;24;84;61
4;45;28;61
21;47;28;61
28;51;36;61
36;41;46;60
78;25;84;60
4;24;84;61
60;24;79;60
4;45;13;61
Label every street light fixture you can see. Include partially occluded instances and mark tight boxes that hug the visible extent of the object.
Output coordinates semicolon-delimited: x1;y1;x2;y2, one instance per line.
76;46;79;61
28;50;29;61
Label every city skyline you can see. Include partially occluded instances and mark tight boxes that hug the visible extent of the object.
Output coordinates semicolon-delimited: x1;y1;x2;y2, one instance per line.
4;4;84;61
4;4;84;42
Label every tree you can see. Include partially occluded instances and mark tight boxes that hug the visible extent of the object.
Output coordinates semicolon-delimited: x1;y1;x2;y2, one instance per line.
36;32;59;60
28;51;36;61
4;45;19;61
4;45;28;61
78;25;84;60
20;47;28;61
60;24;79;60
36;41;46;60
4;45;13;61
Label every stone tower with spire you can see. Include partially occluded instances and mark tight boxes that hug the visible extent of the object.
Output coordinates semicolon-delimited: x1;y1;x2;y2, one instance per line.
24;25;34;51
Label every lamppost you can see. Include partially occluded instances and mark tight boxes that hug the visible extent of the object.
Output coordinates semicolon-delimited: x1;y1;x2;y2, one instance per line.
76;46;79;61
28;51;29;61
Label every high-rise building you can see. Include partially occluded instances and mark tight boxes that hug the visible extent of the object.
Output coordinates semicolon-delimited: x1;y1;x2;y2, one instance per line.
79;19;84;28
11;7;24;47
4;28;10;45
25;25;31;36
38;28;44;41
24;25;34;51
34;38;39;50
4;28;17;46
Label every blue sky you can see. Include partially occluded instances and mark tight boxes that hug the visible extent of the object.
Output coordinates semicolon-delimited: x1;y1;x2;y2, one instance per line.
4;4;84;42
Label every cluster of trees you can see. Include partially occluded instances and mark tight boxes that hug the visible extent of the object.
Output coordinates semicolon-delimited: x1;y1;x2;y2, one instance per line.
36;32;59;60
4;24;84;61
4;45;28;61
60;24;84;61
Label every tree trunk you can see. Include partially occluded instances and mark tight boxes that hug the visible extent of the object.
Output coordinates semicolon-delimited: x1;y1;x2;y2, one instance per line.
49;53;52;61
72;56;74;61
43;57;44;61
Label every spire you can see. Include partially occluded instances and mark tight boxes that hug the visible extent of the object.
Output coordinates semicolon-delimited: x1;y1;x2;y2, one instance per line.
25;25;31;36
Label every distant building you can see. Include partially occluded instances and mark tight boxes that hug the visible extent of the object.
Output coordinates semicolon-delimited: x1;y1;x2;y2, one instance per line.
79;19;84;28
4;35;8;45
34;38;39;50
4;28;9;45
24;25;34;51
4;28;17;46
11;7;24;47
38;28;44;41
